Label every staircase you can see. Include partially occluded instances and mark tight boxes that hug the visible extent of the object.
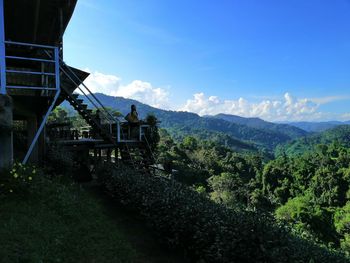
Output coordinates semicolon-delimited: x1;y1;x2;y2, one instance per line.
63;91;115;144
58;62;156;173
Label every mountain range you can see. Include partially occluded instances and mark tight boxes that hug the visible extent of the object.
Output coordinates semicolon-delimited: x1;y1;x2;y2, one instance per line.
284;121;350;132
208;114;307;139
63;93;307;151
61;93;350;153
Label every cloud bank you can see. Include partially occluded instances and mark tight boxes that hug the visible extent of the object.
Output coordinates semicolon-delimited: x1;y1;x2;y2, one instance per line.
81;70;349;122
83;70;169;108
111;80;169;108
179;92;349;122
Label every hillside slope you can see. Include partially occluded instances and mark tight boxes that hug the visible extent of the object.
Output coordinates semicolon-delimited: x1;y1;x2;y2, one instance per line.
276;125;350;156
211;113;307;139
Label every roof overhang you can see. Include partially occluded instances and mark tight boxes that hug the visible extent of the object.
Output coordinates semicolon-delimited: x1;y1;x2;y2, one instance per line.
55;65;90;106
4;0;78;45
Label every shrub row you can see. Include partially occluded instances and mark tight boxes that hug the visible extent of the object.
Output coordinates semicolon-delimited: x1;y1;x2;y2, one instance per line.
97;164;349;263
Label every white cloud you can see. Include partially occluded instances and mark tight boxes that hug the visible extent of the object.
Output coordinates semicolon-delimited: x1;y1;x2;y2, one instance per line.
179;92;333;121
83;70;121;95
112;80;169;108
81;71;169;108
340;113;350;121
80;70;350;121
310;95;350;104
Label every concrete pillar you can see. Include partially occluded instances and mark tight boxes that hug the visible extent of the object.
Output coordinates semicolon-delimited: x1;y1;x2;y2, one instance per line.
0;94;13;171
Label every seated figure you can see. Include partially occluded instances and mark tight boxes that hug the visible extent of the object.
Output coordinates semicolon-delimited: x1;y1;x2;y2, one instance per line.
124;105;139;139
125;104;139;123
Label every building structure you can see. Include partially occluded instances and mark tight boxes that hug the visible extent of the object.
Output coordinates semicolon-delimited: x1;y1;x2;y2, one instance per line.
0;0;154;173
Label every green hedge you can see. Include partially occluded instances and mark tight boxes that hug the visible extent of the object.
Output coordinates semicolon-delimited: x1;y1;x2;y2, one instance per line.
97;164;349;263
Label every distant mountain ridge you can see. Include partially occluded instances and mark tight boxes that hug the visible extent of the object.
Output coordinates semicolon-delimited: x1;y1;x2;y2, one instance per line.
285;121;350;132
61;93;308;151
276;125;350;157
209;114;307;139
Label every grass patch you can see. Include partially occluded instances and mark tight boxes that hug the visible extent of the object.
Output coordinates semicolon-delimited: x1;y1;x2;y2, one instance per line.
0;171;137;263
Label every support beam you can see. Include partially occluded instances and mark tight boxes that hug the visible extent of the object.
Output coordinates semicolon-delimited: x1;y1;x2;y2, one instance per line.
23;90;60;164
0;0;6;95
22;47;61;164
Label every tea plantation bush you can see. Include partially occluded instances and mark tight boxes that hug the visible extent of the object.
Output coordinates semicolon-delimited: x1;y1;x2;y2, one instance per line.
97;164;349;263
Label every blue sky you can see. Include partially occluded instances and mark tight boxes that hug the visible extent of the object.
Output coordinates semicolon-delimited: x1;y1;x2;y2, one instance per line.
64;0;350;121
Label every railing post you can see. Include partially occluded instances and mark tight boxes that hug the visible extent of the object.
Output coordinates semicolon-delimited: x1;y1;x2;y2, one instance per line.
117;122;120;142
54;47;60;91
0;0;6;94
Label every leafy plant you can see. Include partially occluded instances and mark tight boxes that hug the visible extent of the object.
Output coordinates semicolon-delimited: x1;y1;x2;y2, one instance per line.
0;162;40;197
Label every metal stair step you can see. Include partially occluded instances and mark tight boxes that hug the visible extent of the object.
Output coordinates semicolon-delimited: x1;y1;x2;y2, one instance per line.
62;90;116;145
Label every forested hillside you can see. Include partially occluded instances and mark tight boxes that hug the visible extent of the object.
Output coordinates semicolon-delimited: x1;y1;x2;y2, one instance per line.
276;125;350;157
210;113;307;139
155;128;350;256
51;104;350;259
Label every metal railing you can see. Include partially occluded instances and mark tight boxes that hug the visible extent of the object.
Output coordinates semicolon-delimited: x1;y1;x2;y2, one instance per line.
57;61;118;138
4;40;60;92
0;40;61;164
57;59;153;143
116;122;151;142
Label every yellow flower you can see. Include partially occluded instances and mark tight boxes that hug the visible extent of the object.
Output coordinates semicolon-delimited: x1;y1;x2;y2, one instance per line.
13;173;18;178
9;189;13;193
28;177;32;181
32;169;36;174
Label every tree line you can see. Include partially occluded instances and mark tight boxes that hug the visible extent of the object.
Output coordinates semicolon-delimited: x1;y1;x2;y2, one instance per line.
157;129;350;255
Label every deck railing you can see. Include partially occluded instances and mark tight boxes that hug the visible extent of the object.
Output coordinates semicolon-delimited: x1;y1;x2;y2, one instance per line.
58;59;151;143
0;40;61;164
3;40;60;93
